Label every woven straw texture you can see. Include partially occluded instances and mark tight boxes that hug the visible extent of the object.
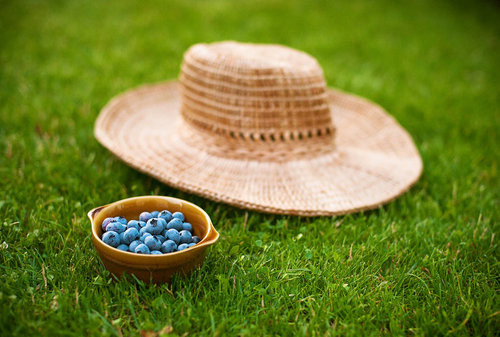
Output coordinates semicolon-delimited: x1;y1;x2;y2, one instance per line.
95;42;422;216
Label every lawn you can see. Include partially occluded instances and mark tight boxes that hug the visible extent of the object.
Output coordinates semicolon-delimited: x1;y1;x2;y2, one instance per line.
0;0;499;336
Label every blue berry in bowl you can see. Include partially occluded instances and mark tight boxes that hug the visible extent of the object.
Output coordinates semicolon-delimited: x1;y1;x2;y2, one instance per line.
157;217;167;228
179;230;192;244
182;222;193;232
134;244;150;254
166;229;180;244
126;220;140;230
146;218;164;235
102;231;120;247
97;207;203;255
101;217;115;231
123;228;139;244
106;222;126;234
158;210;172;222
151;250;162;255
140;232;152;242
172;212;185;222
144;236;161;251
167;218;183;231
117;244;129;251
139;212;152;223
129;240;141;252
161;240;177;253
177;243;189;251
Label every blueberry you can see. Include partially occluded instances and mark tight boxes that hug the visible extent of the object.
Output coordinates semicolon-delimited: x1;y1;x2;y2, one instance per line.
117;244;129;251
157;217;167;228
158;210;172;222
146;218;165;235
139;212;152;223
151;250;162;255
172;212;185;222
127;220;140;230
101;217;115;231
188;243;196;247
140;232;152;243
102;231;120;247
155;235;166;243
137;221;146;228
115;216;127;225
182;222;193;232
177;243;189;251
144;236;161;251
161;240;177;253
191;236;201;244
129;240;141;252
166;229;180;244
106;222;126;234
179;230;192;244
167;218;183;231
123;228;139;244
134;244;150;254
150;211;159;218
119;232;126;244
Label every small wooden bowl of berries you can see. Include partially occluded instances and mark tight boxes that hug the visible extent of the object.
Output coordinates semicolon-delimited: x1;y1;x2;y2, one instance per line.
88;196;219;283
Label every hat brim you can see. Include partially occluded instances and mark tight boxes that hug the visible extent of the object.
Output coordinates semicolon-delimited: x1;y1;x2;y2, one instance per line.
95;81;422;216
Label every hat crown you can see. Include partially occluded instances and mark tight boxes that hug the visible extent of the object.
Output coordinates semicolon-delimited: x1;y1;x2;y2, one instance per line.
179;42;334;145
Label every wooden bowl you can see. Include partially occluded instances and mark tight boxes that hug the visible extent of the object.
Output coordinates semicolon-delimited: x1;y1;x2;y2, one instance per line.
88;196;219;283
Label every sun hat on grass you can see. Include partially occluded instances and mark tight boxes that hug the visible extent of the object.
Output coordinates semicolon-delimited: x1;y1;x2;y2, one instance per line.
95;41;422;216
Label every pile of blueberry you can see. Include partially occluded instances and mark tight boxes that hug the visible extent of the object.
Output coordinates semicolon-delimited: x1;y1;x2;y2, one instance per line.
100;210;201;254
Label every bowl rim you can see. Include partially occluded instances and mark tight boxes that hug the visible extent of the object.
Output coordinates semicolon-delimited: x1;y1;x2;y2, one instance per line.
89;195;219;266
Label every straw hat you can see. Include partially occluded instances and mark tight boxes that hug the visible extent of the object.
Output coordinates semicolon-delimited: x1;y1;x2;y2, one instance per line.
95;41;422;216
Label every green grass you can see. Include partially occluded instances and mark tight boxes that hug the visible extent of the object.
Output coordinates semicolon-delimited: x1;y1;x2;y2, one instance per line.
1;0;499;336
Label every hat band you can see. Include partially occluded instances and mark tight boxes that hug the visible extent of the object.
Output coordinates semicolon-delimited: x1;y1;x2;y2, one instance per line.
177;118;336;162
